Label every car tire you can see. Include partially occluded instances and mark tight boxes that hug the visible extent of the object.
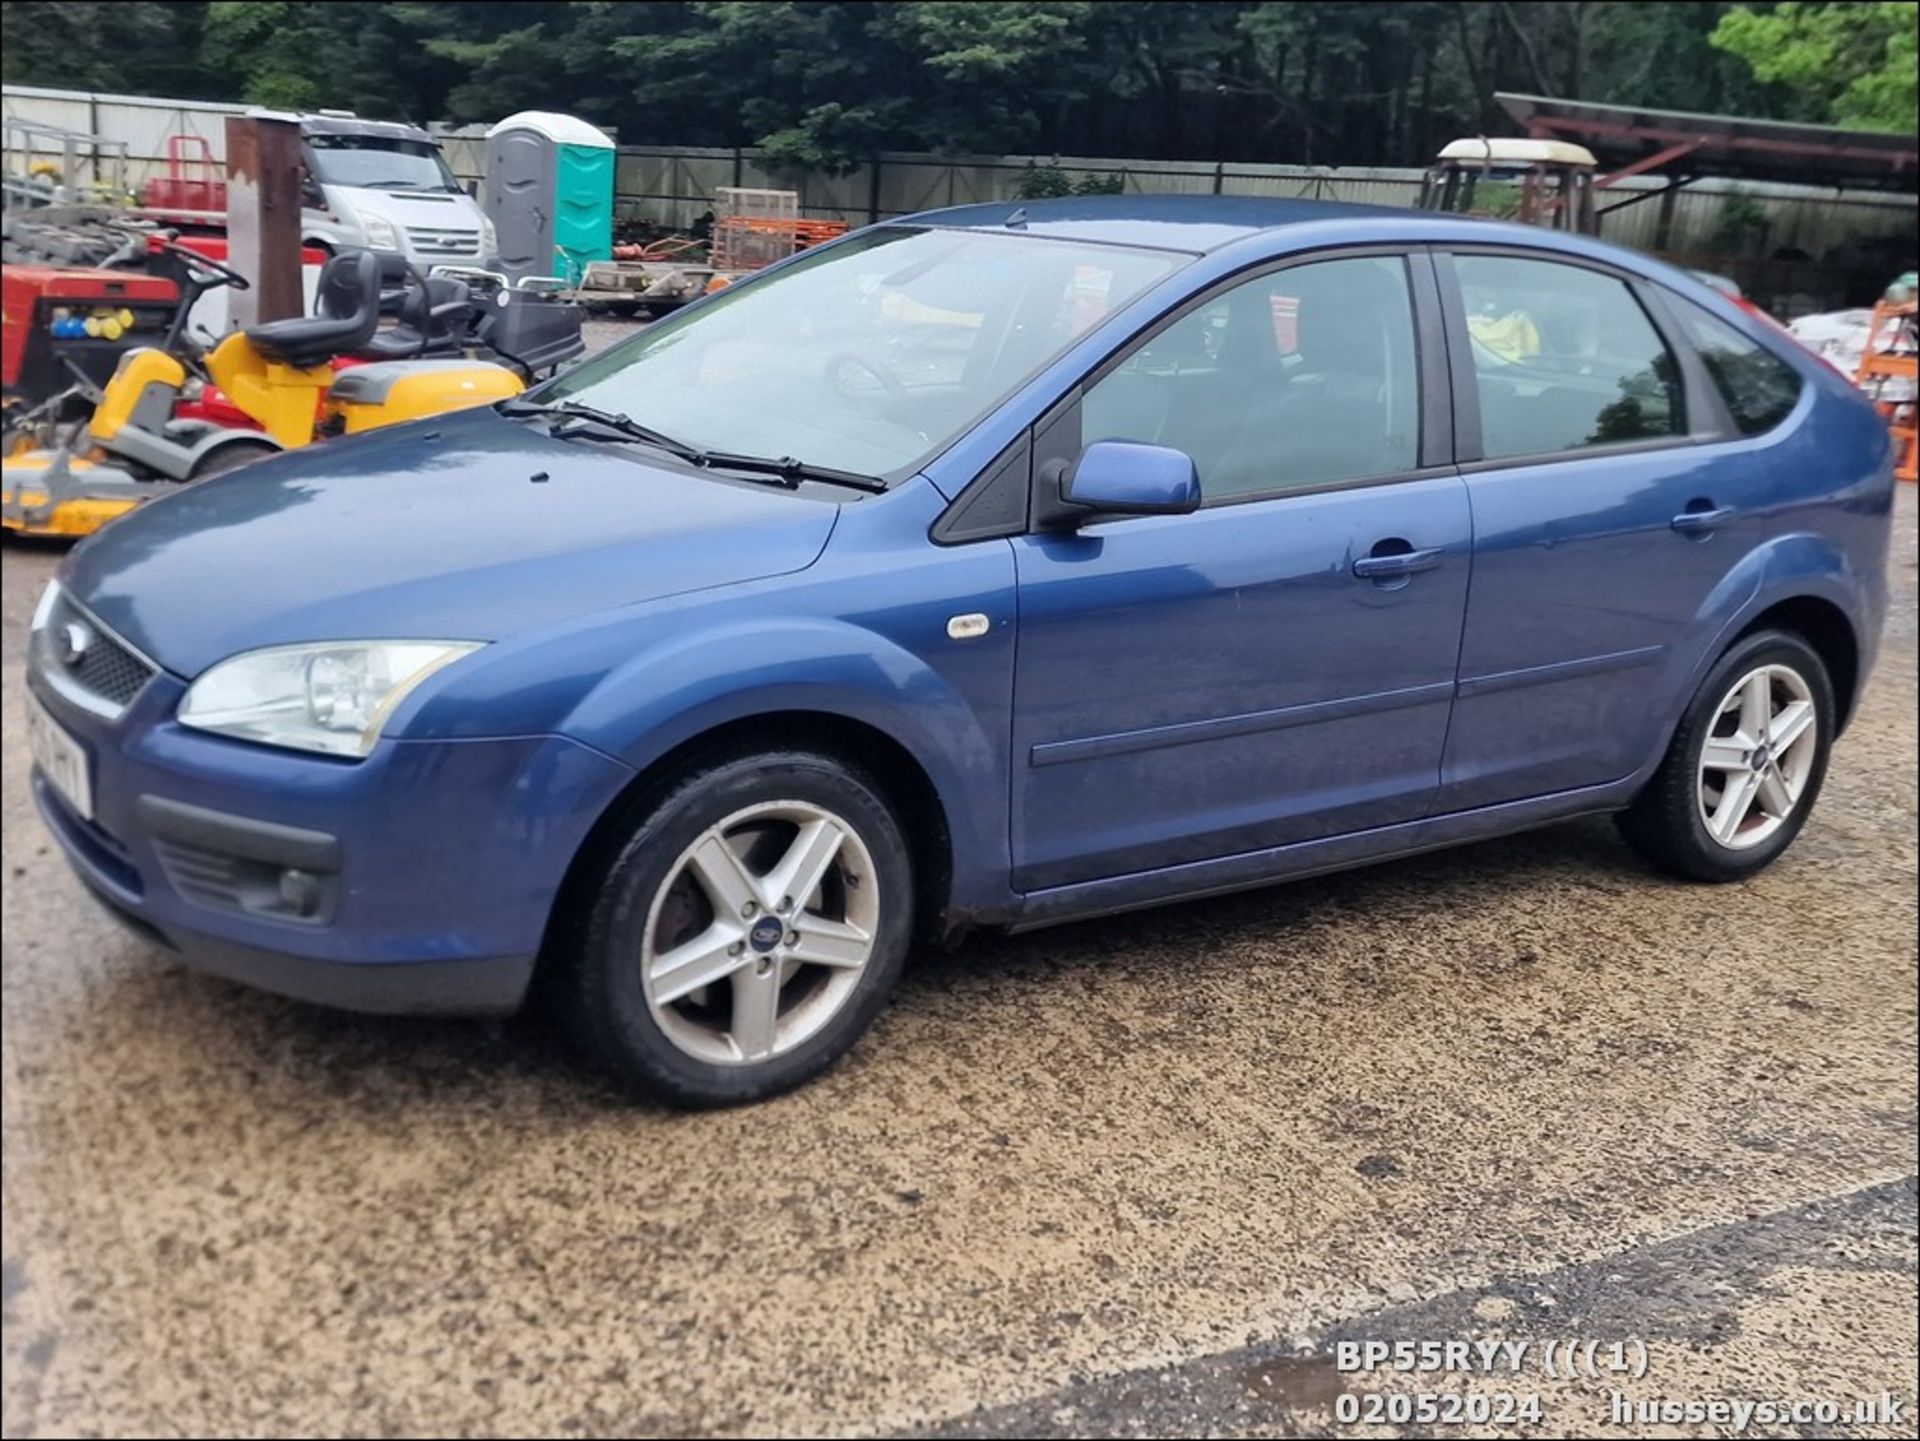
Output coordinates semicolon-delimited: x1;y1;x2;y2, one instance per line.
560;750;914;1106
1616;629;1835;883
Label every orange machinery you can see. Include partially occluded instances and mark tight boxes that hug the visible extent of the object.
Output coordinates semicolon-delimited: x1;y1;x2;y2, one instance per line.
1854;300;1917;483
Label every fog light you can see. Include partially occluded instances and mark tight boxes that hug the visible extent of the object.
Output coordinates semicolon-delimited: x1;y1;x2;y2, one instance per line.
279;867;322;918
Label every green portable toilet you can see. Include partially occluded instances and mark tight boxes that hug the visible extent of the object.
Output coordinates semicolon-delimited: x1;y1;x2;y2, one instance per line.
483;111;615;284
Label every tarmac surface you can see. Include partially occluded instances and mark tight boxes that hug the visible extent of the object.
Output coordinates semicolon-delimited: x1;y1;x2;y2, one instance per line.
2;411;1914;1435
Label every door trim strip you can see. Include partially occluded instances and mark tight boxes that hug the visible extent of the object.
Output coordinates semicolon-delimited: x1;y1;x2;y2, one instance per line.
1029;679;1456;768
1455;643;1668;700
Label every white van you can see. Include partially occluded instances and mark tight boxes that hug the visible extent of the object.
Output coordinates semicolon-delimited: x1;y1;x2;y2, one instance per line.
298;112;496;268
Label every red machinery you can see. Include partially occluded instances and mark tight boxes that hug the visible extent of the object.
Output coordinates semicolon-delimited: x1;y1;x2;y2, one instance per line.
139;135;227;219
2;264;180;405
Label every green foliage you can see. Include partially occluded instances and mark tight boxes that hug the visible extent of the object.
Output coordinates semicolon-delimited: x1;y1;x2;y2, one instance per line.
1710;188;1771;254
1013;161;1125;199
1;2;200;94
199;1;424;115
1468;181;1521;220
4;1;1912;168
1711;2;1919;131
1014;161;1076;199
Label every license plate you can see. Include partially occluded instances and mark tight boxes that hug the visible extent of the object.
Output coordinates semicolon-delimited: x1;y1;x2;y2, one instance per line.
26;690;92;820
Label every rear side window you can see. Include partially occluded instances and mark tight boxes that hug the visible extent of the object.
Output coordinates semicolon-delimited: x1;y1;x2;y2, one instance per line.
1455;254;1684;460
1670;299;1804;436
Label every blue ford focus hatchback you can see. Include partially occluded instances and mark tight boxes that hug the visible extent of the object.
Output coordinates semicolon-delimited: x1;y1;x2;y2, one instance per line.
27;198;1894;1105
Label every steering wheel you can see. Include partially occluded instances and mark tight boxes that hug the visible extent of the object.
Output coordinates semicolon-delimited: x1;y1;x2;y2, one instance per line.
159;239;252;291
826;351;908;407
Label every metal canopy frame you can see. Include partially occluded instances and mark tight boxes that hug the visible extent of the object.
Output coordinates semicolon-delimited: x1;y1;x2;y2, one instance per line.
1496;92;1918;194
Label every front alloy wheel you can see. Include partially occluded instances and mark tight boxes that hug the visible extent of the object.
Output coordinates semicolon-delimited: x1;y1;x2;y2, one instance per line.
561;750;913;1106
643;801;880;1066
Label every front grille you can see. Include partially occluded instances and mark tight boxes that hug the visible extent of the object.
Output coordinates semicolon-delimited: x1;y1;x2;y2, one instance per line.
405;225;481;257
32;588;158;718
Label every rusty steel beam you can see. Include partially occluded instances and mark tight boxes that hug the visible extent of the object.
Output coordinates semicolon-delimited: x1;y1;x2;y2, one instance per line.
1528;114;1917;172
1598;175;1698;219
1595;140;1707;190
225;112;304;329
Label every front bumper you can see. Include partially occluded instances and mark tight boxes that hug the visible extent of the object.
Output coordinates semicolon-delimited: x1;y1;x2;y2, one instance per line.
28;669;634;1016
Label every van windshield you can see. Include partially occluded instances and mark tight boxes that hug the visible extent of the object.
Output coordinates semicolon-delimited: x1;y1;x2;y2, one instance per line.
539;227;1186;479
306;136;459;193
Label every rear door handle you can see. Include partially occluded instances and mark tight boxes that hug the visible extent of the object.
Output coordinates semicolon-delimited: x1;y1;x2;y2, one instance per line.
1671;506;1734;534
1352;546;1444;580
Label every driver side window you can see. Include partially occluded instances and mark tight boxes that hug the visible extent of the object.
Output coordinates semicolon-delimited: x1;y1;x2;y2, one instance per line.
1080;255;1421;501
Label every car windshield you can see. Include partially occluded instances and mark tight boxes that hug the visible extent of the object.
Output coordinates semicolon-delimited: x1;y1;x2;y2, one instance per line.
539;227;1186;478
306;135;459;192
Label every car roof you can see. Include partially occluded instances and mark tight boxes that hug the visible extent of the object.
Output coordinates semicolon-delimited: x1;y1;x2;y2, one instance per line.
1436;136;1598;167
898;195;1419;254
299;113;436;146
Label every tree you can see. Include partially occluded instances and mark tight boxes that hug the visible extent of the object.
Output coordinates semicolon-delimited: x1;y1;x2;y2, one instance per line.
880;2;1092;155
0;2;200;94
198;1;422;116
3;2;1913;166
1711;1;1919;131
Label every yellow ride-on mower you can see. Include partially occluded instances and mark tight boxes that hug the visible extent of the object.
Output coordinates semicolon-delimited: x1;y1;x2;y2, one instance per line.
3;249;525;538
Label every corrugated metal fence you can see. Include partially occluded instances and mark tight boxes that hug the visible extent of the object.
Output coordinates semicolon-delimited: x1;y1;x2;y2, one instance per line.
9;82;1914;267
589;148;1916;263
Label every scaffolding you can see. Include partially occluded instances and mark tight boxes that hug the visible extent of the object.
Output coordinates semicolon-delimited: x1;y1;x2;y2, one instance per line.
710;187;798;273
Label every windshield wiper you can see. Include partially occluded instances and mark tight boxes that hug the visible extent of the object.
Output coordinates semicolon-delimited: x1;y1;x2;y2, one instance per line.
498;399;706;465
500;399;887;494
699;451;889;494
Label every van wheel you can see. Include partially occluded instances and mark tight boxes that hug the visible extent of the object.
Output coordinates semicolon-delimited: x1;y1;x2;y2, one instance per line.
1616;630;1834;882
189;440;279;480
562;751;914;1106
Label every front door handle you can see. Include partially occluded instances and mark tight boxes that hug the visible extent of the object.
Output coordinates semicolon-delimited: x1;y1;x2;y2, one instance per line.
1671;505;1734;534
1352;545;1444;580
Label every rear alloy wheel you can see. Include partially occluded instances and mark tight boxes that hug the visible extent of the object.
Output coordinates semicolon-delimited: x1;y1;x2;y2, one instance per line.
1617;630;1834;882
1694;664;1820;851
563;751;913;1106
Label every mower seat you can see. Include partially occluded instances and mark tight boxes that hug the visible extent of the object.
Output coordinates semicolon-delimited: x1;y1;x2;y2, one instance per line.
243;249;380;370
352;276;473;361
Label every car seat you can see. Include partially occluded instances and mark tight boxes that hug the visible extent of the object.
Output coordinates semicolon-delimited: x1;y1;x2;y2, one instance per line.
242;249;380;370
351;275;473;361
1212;284;1409;494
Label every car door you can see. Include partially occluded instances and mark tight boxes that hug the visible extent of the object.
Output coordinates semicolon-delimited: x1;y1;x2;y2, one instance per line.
1434;248;1769;810
1008;251;1473;892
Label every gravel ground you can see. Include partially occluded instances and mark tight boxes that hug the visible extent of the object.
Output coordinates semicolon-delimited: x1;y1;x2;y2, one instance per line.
2;375;1913;1435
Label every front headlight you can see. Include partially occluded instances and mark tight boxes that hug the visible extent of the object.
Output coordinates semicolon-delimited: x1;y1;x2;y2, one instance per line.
478;214;497;256
356;209;400;250
178;640;482;758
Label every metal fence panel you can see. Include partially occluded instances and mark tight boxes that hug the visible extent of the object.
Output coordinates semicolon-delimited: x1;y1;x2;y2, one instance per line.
6;83;1912;275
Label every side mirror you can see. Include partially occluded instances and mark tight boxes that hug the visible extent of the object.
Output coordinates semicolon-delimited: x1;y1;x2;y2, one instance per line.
1063;440;1201;519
